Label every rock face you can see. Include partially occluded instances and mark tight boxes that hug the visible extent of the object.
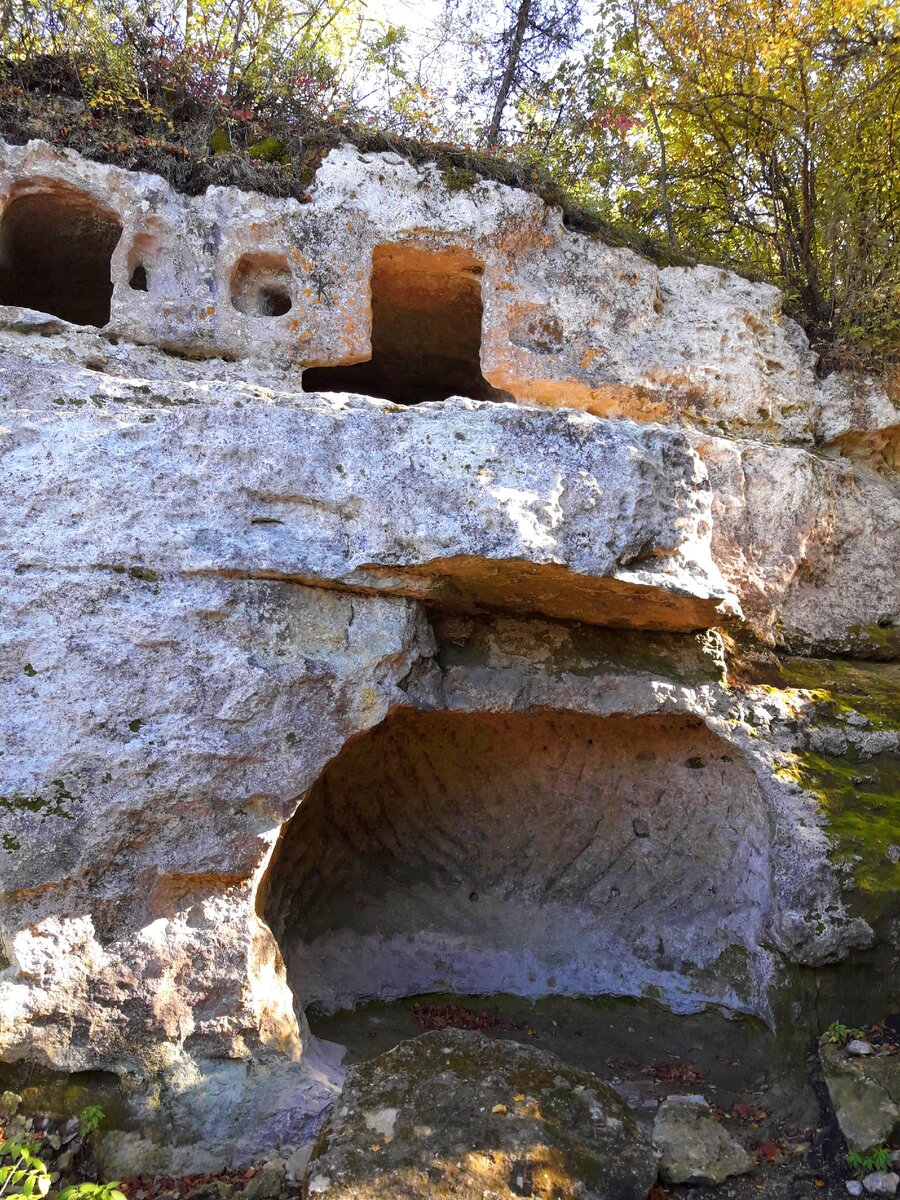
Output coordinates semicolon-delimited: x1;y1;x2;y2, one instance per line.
652;1095;753;1185
0;361;731;631
0;137;896;1173
303;1029;659;1200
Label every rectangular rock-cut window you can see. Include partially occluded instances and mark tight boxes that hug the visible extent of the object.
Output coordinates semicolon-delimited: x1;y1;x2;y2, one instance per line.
0;182;122;327
302;243;509;406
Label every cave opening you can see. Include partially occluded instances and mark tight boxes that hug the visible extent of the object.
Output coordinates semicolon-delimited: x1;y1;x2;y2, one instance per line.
261;708;771;1020
129;263;149;292
301;243;509;406
230;252;293;317
0;183;122;326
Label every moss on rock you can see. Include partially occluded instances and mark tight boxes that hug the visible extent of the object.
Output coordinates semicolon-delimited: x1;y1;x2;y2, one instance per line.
304;1029;659;1200
773;658;900;916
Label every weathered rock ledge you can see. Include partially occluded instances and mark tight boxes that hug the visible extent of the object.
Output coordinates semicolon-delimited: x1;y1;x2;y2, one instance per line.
1;356;731;630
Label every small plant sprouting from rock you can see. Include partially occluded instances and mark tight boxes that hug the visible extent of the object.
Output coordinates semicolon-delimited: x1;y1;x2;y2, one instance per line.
823;1020;863;1046
76;1107;104;1138
847;1146;894;1177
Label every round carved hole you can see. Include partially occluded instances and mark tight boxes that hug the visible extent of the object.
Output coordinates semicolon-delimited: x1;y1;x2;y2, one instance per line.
258;285;292;316
230;253;293;317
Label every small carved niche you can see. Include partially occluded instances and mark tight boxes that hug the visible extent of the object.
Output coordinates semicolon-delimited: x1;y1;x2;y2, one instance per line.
230;252;293;317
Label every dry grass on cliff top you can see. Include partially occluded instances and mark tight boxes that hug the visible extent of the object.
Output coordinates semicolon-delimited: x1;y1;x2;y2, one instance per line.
0;52;696;271
1;53;896;374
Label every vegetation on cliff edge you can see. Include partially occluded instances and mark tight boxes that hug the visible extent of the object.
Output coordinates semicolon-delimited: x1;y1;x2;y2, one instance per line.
0;0;898;368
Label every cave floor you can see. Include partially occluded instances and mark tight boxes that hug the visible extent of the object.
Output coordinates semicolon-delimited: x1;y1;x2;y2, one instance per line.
309;994;852;1199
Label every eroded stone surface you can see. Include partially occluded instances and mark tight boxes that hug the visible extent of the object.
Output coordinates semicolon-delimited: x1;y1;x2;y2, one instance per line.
266;709;774;1017
1;135;896;650
303;1029;659;1200
0;348;733;631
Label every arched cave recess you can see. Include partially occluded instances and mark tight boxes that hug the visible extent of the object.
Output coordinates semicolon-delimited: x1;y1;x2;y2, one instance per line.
0;182;122;326
261;708;773;1019
301;243;510;406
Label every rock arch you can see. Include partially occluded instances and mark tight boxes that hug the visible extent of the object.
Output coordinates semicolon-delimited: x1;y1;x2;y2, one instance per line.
261;707;773;1019
0;180;122;326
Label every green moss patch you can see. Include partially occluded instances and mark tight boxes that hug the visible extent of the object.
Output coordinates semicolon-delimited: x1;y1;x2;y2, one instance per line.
777;656;900;725
775;657;900;913
0;778;81;854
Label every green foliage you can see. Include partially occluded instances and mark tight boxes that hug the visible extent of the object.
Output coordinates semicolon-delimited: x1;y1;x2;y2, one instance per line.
60;1184;126;1200
76;1106;104;1138
0;1108;121;1200
824;1020;852;1044
526;0;900;360
824;1019;865;1045
847;1146;894;1175
0;1141;51;1200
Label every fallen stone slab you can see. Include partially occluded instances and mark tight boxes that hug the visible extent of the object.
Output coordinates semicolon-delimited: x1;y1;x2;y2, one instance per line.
652;1094;754;1186
820;1041;900;1152
303;1028;659;1199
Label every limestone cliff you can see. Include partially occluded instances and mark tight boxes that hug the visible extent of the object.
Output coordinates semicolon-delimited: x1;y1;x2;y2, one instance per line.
0;138;896;1174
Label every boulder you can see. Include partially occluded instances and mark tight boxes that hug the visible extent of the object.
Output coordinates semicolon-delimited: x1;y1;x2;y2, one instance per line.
303;1029;659;1199
820;1041;900;1152
652;1094;754;1186
242;1162;288;1200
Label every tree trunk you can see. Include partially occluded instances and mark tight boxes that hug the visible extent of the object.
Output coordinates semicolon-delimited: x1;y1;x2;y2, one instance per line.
647;97;676;248
630;2;676;249
225;0;248;101
486;0;532;148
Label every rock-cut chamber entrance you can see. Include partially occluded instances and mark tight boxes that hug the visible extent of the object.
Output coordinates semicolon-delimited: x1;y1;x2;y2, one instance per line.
0;182;122;326
302;244;509;405
262;709;773;1019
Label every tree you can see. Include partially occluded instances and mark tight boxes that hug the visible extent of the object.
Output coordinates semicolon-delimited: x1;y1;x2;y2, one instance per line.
441;0;582;147
528;0;900;356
